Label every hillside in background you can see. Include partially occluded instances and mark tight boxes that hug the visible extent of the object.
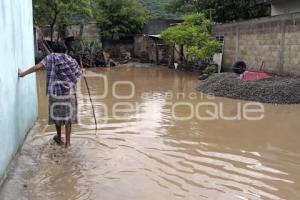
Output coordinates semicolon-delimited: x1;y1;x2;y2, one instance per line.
139;0;178;19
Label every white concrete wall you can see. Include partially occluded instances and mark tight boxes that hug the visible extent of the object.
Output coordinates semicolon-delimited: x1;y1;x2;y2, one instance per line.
0;0;37;179
272;0;300;16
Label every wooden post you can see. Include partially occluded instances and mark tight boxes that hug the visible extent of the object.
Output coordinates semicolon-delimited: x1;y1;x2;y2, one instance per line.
169;44;175;68
155;39;159;65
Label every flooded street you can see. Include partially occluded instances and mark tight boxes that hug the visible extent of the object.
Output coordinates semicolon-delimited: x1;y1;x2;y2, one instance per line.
1;64;300;200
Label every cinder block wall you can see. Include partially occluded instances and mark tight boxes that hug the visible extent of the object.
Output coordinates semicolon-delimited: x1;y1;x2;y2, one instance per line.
213;13;300;76
66;23;100;42
0;0;37;180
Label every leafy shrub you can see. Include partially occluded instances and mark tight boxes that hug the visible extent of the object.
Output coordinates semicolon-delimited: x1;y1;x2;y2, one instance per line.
203;65;217;76
71;39;102;67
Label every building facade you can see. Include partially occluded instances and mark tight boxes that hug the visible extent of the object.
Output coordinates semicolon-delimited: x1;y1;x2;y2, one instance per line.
0;0;37;181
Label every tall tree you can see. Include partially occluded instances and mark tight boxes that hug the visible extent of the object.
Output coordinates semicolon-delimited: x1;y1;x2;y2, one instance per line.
33;0;92;42
167;0;270;22
93;0;149;39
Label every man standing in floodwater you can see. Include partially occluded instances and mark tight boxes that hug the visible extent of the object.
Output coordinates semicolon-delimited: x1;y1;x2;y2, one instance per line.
18;43;82;147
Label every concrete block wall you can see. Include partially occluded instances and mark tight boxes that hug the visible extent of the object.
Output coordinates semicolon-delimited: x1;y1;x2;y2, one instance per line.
103;40;134;58
134;35;149;58
66;22;100;42
134;35;170;64
0;0;37;180
213;13;300;76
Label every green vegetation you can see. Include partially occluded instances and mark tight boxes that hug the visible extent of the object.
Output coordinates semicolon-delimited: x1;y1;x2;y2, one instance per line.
33;0;92;42
203;64;217;76
33;0;149;42
161;13;220;68
93;0;149;39
72;40;102;66
33;0;271;43
139;0;177;19
167;0;270;22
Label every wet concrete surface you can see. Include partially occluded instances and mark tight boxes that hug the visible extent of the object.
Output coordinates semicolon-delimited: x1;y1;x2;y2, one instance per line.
1;63;300;200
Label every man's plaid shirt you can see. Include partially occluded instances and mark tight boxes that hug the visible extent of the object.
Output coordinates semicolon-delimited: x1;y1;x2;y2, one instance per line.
41;53;82;96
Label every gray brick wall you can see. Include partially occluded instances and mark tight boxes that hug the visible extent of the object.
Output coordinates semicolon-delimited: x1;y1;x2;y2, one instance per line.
66;22;100;42
213;13;300;76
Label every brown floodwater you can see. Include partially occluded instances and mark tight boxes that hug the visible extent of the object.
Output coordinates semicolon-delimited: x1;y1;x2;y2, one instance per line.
1;63;300;200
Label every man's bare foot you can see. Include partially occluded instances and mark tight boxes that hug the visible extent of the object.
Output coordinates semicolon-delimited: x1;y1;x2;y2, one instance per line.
65;143;71;148
53;135;64;146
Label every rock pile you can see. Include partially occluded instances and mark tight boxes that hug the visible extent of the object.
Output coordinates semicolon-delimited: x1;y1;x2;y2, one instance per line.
197;73;300;104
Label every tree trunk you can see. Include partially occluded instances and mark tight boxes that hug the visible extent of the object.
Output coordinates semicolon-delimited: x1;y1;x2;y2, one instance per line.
57;24;66;42
50;11;59;43
169;44;175;68
50;24;54;43
79;24;84;40
180;45;184;62
179;45;187;69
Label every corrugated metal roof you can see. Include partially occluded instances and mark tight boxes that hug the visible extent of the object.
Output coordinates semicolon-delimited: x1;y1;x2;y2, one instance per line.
145;34;161;39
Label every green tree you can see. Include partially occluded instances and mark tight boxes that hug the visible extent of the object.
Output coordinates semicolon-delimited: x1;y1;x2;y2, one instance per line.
33;0;92;42
139;0;177;19
167;0;270;22
161;13;220;67
93;0;149;39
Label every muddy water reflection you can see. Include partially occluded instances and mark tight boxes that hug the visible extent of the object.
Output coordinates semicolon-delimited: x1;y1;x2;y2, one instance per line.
1;64;300;200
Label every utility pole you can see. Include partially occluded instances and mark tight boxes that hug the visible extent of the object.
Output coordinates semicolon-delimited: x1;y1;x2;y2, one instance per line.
205;8;216;21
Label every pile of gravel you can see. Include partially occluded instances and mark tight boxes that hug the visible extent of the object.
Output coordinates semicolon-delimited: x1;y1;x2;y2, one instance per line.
197;73;300;104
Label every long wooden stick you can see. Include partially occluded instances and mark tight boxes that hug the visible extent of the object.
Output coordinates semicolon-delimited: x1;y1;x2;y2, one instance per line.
80;55;98;130
41;40;52;55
